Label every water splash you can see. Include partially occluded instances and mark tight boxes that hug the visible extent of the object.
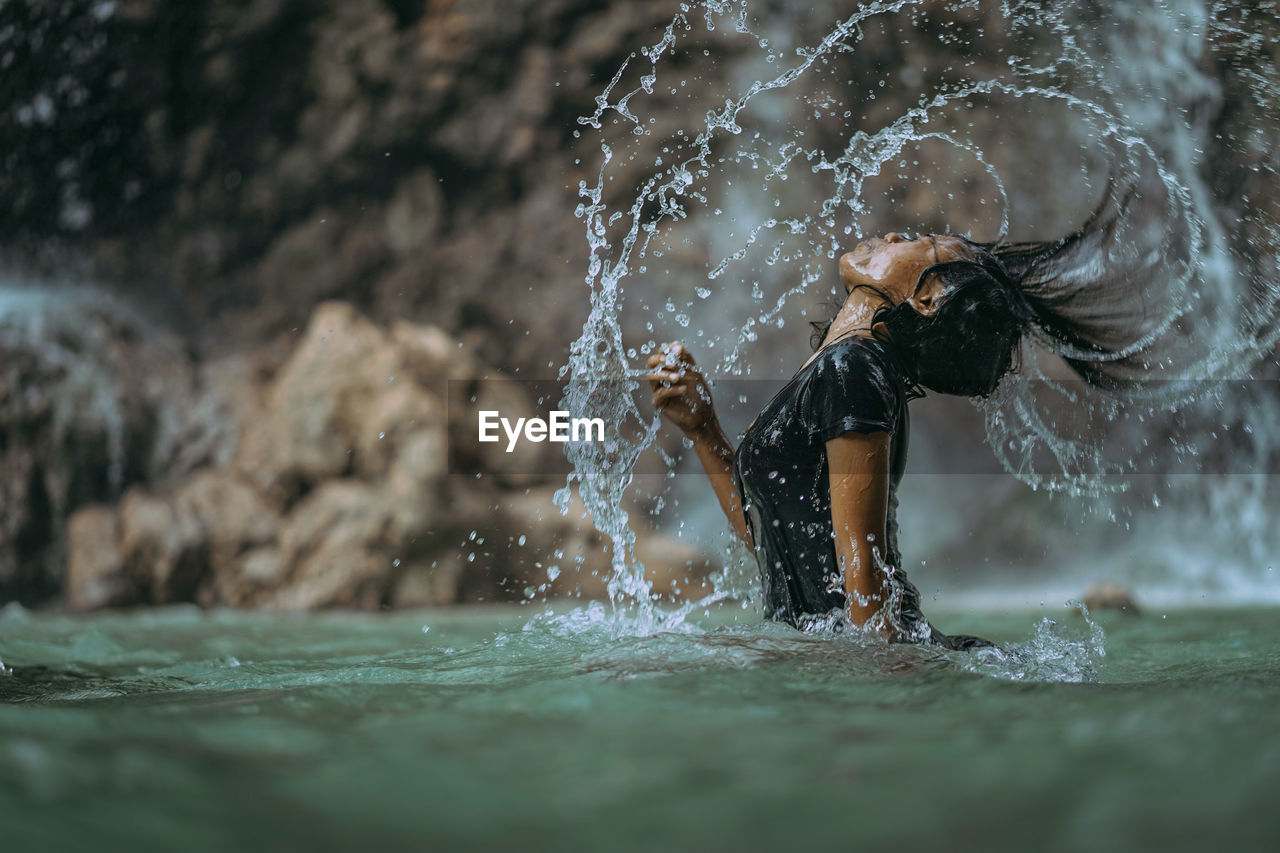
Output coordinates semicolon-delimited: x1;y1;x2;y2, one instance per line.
559;0;1280;632
960;600;1108;683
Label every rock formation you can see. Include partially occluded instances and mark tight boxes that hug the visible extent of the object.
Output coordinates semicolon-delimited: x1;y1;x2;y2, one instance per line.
62;301;715;610
2;0;722;608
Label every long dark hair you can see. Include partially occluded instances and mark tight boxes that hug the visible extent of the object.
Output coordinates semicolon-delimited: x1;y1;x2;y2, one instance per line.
870;248;1037;397
809;242;1038;398
975;176;1150;389
814;177;1144;397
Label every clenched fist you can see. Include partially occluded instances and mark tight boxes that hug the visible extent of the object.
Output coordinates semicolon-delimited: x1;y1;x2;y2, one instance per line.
646;342;718;437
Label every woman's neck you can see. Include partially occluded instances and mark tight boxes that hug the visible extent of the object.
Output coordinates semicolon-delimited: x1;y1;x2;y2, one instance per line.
821;287;892;347
800;288;893;371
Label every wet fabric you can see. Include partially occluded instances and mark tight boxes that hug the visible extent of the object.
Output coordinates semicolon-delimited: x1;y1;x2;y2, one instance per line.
732;335;991;651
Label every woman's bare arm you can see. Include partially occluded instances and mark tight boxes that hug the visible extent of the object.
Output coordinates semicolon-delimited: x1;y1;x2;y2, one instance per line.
685;420;753;547
647;343;753;548
825;431;892;631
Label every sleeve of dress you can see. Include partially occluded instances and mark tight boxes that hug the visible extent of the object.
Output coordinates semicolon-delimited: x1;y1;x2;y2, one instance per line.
798;340;899;443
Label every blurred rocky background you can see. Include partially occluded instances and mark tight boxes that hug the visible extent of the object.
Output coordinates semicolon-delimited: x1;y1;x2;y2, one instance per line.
0;0;1275;609
0;0;725;609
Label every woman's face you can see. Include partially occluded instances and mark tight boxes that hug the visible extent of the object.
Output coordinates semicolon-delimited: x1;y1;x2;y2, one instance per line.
839;233;972;309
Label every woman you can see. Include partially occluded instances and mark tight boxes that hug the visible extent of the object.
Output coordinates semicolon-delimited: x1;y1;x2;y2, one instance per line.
646;230;1060;649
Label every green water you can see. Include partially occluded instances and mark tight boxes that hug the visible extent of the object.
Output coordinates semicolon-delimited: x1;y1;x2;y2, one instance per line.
1;602;1277;852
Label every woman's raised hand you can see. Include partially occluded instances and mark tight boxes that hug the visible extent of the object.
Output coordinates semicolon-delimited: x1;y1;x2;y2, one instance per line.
646;343;748;546
646;342;717;437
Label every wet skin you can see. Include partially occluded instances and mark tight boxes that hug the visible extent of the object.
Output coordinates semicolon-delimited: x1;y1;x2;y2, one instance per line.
820;231;974;357
647;233;971;635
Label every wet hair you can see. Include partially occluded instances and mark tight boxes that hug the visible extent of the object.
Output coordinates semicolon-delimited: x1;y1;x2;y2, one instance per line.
867;246;1037;397
810;240;1037;398
812;175;1153;397
972;175;1147;389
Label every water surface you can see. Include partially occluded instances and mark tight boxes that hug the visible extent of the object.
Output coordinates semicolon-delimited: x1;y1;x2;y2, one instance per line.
2;603;1277;851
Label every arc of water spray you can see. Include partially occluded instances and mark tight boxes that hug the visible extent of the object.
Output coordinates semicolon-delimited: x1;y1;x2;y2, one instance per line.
560;0;1280;623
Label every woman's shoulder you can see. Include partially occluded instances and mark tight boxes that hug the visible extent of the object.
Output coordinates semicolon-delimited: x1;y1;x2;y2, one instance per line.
797;334;906;440
812;334;902;382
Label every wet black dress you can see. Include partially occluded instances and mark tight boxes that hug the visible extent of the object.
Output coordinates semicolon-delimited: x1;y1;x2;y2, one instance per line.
732;335;990;651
